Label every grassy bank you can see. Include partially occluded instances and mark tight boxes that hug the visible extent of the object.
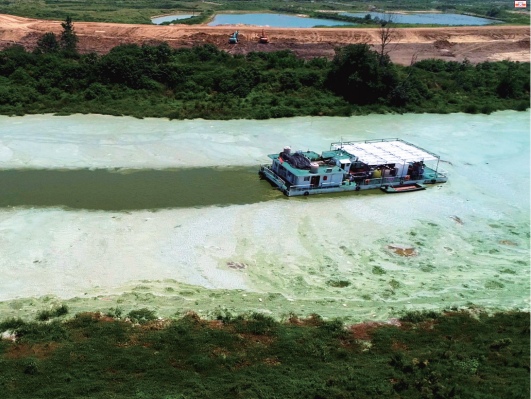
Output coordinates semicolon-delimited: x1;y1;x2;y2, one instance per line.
158;10;214;26
0;310;528;398
0;42;528;120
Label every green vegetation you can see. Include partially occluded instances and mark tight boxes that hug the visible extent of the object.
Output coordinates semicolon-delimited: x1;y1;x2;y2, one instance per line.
0;32;528;119
0;0;200;24
372;266;387;275
126;308;157;323
0;0;528;25
0;310;528;398
35;305;69;322
310;11;385;27
158;10;214;26
327;280;351;288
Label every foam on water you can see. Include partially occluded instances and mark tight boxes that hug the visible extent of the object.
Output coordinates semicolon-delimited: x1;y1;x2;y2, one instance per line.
0;112;528;320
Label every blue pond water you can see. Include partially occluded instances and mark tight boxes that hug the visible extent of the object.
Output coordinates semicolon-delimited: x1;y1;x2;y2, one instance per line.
208;13;352;27
151;14;195;24
340;12;500;25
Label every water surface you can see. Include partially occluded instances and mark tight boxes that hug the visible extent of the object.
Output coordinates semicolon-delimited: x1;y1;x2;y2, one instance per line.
208;13;352;27
0;112;528;320
151;14;194;24
0;167;283;210
340;12;500;25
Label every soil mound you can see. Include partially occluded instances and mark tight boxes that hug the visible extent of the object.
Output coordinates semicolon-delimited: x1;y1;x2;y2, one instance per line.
518;38;530;48
434;39;455;49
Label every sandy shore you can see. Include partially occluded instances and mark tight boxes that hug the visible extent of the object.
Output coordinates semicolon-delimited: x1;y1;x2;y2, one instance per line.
0;14;528;63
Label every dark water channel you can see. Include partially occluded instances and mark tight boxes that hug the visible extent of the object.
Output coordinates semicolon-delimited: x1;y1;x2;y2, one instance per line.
0;167;284;210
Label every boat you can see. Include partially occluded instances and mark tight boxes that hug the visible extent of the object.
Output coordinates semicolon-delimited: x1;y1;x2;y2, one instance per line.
380;183;426;193
258;138;448;197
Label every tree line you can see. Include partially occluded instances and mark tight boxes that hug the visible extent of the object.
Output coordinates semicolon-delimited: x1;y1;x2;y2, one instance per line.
0;18;528;119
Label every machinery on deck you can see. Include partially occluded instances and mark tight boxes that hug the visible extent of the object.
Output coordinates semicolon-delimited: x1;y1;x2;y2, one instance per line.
259;29;269;44
229;31;239;44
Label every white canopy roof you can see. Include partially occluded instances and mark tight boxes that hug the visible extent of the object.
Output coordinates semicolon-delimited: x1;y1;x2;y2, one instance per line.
335;140;438;165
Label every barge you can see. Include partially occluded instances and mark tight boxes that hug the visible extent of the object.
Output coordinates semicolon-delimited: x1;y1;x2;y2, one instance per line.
259;138;448;196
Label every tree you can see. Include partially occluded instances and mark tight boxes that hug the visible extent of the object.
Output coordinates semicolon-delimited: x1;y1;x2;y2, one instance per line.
378;14;399;65
60;16;78;55
326;44;398;105
497;64;523;99
35;32;59;54
486;7;501;18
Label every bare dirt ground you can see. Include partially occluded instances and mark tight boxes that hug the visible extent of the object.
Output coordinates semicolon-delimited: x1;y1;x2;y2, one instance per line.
0;14;529;64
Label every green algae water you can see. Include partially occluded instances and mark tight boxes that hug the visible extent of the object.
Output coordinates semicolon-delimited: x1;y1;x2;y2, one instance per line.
0;112;528;322
0;168;282;210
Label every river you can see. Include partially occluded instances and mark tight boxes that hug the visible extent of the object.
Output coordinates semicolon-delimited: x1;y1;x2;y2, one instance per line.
0;112;528;322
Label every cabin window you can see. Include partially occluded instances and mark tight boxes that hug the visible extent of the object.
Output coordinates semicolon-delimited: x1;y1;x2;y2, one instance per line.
304;177;310;181
326;168;332;173
323;176;328;181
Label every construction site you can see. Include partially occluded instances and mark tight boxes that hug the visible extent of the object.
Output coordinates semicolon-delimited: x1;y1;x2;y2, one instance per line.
0;13;529;64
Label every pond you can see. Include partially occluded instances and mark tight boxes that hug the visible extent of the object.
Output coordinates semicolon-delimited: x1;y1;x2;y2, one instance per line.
340;12;500;25
151;14;195;25
0;112;528;321
208;13;353;27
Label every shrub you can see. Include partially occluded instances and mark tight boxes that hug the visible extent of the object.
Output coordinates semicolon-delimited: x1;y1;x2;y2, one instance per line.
54;304;69;317
35;32;60;54
187;354;214;372
481;104;495;114
233;312;277;335
36;305;69;321
23;359;38;375
464;103;479;114
372;266;386;275
454;358;480;375
490;338;513;350
16;320;68;343
36;310;53;321
516;101;529;111
389;279;401;289
400;310;439;323
318;319;347;339
0;317;26;332
327;280;351;288
105;307;123;318
127;308;157;324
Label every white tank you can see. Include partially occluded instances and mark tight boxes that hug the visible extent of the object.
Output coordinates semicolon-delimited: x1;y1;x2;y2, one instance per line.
310;163;319;174
283;146;291;155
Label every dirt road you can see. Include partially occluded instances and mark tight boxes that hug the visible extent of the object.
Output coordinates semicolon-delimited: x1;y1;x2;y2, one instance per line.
0;14;529;64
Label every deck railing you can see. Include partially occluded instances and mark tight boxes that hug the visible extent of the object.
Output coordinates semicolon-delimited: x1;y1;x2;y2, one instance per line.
260;165;287;188
289;182;342;191
435;168;448;178
382;176;399;184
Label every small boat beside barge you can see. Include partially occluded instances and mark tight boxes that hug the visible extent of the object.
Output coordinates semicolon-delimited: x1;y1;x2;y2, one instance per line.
259;138;448;196
380;182;426;193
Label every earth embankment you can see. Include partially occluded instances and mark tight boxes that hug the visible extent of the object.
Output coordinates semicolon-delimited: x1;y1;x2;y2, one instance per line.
0;14;529;63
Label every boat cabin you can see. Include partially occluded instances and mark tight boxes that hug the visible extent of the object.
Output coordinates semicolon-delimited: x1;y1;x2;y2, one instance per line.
268;147;347;189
